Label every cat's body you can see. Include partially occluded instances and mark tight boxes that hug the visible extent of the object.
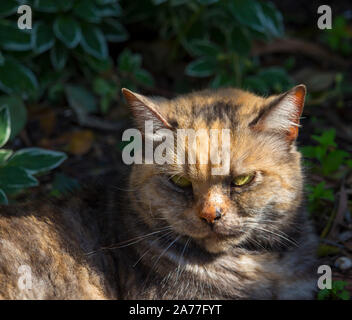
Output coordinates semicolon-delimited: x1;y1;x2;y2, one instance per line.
0;87;318;299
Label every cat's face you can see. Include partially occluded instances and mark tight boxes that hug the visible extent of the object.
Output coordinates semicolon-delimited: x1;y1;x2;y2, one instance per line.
123;86;306;253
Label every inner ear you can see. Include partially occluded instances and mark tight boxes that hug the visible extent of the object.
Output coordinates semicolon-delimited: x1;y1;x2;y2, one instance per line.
122;88;172;130
250;84;306;142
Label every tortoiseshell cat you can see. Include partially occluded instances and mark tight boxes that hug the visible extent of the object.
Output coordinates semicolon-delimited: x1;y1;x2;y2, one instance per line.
0;85;318;299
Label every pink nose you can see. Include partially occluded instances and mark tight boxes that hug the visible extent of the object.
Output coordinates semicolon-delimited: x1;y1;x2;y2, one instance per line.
198;204;222;224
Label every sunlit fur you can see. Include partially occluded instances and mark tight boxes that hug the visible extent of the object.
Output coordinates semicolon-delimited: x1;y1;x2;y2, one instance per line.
121;86;318;299
0;87;318;300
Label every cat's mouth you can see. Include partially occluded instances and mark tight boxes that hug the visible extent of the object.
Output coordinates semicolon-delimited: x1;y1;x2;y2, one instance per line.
195;229;246;253
176;221;245;248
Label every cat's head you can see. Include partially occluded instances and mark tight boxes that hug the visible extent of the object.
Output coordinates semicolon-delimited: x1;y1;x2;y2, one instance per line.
122;85;306;253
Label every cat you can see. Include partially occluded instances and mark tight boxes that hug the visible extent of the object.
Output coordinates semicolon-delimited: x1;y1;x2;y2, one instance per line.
0;85;318;299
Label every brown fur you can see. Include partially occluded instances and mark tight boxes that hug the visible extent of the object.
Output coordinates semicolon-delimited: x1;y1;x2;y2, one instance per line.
0;86;318;299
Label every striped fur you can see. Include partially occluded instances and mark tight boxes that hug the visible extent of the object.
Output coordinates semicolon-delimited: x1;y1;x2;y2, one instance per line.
118;85;318;299
0;86;318;299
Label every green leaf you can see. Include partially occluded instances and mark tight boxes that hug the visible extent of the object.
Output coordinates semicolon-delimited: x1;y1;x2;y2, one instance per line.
243;76;269;94
188;39;220;57
301;146;317;158
185;57;217;77
34;0;58;12
0;57;38;96
95;0;117;4
314;146;327;163
0;20;31;51
100;95;111;114
0;189;8;204
170;0;188;5
0;150;13;163
0;166;38;189
333;280;348;292
97;3;122;17
210;73;235;88
134;69;155;87
32;22;55;55
229;0;264;33
53;16;81;49
258;1;284;38
57;0;73;11
102;19;128;42
317;288;330;300
0;105;11;148
51;173;80;197
118;49;141;72
257;67;292;92
312;129;337;148
65;84;98;115
151;0;168;4
7;148;67;174
322;150;350;175
0;96;27;139
339;290;350;300
230;28;251;56
346;159;352;169
197;0;219;4
0;0;19;18
73;0;101;23
50;44;68;70
84;55;112;72
93;77;114;96
80;25;108;60
309;182;334;202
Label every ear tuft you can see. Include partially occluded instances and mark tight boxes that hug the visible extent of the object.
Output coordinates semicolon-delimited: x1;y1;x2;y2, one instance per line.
252;84;306;142
121;88;172;130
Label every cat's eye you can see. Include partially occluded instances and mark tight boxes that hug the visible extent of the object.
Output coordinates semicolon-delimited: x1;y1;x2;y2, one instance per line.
170;175;192;188
232;173;255;187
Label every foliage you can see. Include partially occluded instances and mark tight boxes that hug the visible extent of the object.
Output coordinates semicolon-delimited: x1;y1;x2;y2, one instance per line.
317;280;350;300
322;15;352;56
124;0;292;93
117;49;155;91
50;173;80;198
0;103;66;204
302;129;351;215
0;0;154;198
306;182;334;214
301;129;351;177
0;0;130;112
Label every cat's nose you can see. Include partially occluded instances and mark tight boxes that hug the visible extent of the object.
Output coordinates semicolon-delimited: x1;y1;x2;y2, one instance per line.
199;207;222;225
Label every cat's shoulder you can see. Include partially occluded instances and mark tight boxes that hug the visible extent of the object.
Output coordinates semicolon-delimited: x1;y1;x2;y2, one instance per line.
0;184;117;299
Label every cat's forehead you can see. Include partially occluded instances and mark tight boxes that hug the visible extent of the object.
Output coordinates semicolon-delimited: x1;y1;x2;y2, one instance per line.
162;88;272;130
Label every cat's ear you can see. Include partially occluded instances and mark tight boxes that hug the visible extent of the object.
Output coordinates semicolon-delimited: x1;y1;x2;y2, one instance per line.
122;88;172;130
251;84;306;142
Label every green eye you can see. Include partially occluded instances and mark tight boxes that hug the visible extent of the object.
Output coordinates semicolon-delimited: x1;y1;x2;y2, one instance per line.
170;175;192;188
233;173;255;187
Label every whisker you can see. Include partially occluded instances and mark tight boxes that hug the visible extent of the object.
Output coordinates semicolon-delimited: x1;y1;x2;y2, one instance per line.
175;237;191;282
132;230;175;268
84;226;174;256
244;223;299;247
141;234;182;294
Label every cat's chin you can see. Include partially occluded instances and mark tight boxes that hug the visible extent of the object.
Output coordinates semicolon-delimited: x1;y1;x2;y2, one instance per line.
199;235;241;254
194;231;244;254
